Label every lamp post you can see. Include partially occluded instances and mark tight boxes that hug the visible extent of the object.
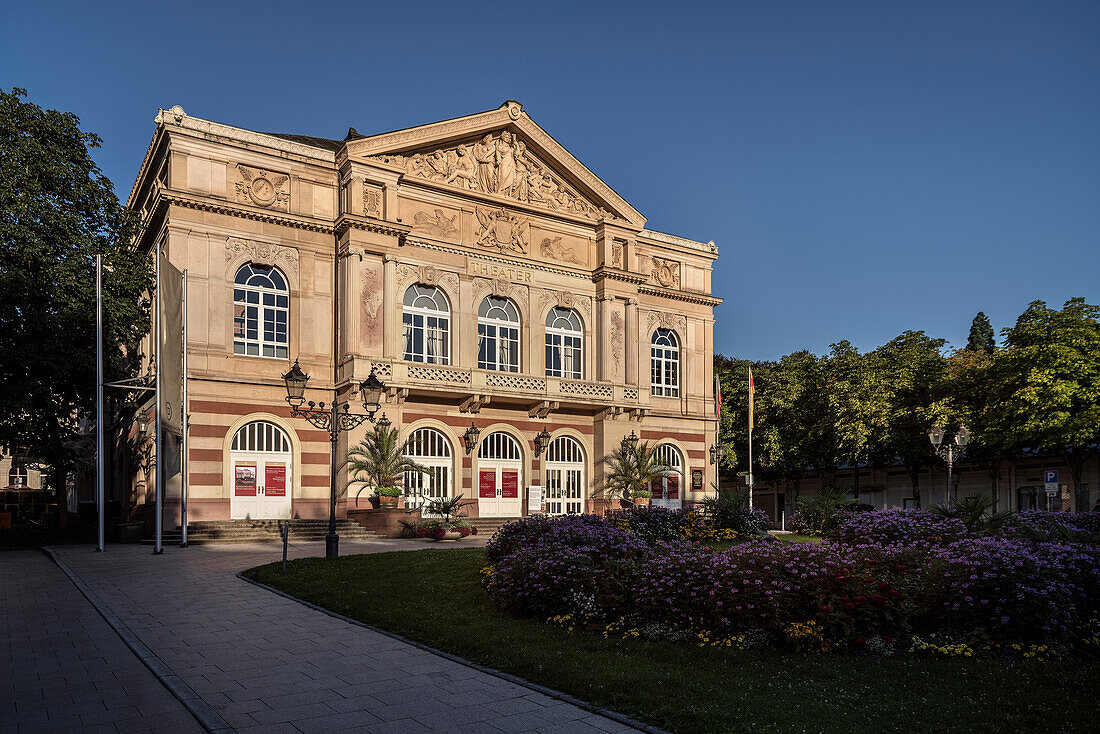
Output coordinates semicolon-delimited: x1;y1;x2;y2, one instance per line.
709;444;724;465
928;423;970;503
282;359;385;559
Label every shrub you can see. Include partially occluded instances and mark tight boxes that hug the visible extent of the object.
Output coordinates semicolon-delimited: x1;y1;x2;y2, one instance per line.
831;509;969;547
1000;510;1100;543
485;514;609;565
608;506;686;543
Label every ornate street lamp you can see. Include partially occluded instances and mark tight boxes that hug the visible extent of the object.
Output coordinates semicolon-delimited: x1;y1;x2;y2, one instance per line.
463;423;481;455
709;444;725;465
928;423;970;504
281;360;386;559
621;430;639;452
376;413;392;433
533;428;552;458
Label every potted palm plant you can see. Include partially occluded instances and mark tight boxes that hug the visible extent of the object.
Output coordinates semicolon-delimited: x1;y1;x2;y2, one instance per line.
348;424;430;510
600;441;668;508
414;494;477;540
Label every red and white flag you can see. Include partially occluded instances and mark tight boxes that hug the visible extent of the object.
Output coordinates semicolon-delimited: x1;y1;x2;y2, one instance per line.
714;375;722;417
748;367;755;433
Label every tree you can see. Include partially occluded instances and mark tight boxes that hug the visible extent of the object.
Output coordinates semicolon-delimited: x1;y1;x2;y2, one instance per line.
600;441;669;502
965;311;995;353
991;298;1100;506
0;88;151;520
824;341;890;498
347;425;430;497
875;331;948;508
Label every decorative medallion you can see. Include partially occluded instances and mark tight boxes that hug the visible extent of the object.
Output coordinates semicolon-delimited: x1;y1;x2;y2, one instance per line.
475;206;529;254
235;164;289;210
652;257;681;289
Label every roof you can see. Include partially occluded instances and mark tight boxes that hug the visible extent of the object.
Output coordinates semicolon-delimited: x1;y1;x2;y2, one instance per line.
261;132;345;152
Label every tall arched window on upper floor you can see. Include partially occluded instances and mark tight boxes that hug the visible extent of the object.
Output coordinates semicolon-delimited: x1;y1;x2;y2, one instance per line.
402;285;450;364
478;296;520;372
8;465;27;488
545;308;583;379
651;328;680;397
233;264;289;358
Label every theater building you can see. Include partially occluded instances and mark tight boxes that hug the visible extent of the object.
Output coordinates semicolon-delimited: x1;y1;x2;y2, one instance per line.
126;102;720;523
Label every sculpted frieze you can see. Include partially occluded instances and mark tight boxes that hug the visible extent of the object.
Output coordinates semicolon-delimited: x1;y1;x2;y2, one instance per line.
475;206;529;254
233;164;289;211
367;131;615;220
538;236;582;265
648;310;687;335
651;257;681;289
409;208;459;239
225;237;299;272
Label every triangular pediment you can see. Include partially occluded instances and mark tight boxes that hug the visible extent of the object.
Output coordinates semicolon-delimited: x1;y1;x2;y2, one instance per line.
344;102;645;227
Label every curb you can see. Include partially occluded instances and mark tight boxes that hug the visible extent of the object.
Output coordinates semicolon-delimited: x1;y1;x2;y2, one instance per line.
41;547;235;734
237;568;672;734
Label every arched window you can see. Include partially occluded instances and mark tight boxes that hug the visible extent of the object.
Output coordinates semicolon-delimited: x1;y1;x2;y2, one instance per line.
231;420;291;453
402;285;450;364
545;308;583;380
8;465;27;488
478;431;523;460
545;436;585;514
403;427;453;510
652;443;684;509
651;328;680;397
233;264;289;358
478;296;520;372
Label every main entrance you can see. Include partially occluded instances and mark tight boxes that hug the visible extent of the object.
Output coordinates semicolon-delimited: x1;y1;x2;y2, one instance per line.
651;443;684;510
477;431;523;517
230;420;293;520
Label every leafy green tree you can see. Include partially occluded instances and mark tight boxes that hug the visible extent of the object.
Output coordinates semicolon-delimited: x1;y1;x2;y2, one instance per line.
965;311;996;353
824;341;891;497
0;88;151;520
874;331;948;508
991;298;1100;502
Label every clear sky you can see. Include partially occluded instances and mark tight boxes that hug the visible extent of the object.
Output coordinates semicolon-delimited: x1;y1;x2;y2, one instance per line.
3;1;1096;360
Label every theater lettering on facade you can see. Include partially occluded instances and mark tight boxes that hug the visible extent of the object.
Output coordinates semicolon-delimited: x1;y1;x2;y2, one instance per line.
127;101;721;522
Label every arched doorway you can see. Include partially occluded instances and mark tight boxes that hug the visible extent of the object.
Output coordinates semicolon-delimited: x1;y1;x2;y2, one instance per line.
403;427;453;513
651;443;684;510
545;435;584;515
477;432;523;517
230;420;293;519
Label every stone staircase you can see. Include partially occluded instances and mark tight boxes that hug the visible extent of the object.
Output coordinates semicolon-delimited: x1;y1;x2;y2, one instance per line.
467;517;522;539
142;519;378;545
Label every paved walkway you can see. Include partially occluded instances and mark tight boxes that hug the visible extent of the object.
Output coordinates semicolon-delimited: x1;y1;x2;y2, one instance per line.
41;540;641;734
1;550;204;734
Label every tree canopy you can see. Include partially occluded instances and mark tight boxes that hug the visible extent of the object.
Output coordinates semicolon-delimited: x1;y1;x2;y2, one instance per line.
0;88;151;485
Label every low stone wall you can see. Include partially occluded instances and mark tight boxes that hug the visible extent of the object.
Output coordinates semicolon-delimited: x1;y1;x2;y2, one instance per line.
347;508;422;538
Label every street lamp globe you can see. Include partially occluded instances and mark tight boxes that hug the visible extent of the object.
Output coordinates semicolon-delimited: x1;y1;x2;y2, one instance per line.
282;360;309;407
621;430;639;452
463;423;481;455
376;412;392;433
928;423;945;447
956;424;971;447
360;370;385;416
534;428;552;457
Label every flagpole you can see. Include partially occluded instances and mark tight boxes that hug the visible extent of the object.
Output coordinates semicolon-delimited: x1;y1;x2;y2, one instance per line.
95;254;105;552
180;268;188;548
154;252;163;555
748;366;754;509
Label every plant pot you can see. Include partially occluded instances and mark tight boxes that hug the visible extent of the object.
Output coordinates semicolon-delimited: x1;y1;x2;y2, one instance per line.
633;497;651;506
441;530;463;541
379;495;399;509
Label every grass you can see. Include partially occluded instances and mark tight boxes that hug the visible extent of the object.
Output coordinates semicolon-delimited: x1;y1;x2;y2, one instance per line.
251;548;1098;734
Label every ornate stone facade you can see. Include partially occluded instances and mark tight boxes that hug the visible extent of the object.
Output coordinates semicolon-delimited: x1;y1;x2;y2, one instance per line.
127;101;720;526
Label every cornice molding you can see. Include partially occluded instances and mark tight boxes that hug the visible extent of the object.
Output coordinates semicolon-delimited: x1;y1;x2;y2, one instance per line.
334;214;411;239
638;284;723;306
159;192;334;233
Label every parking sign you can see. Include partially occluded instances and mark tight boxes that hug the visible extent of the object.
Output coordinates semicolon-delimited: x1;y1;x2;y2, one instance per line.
1044;470;1059;492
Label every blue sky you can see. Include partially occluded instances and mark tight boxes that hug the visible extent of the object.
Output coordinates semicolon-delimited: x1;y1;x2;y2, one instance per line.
3;1;1096;360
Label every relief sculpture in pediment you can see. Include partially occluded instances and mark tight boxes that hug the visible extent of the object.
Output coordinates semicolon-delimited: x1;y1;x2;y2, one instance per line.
539;236;581;265
475;206;529;254
410;209;459;239
369;132;616;221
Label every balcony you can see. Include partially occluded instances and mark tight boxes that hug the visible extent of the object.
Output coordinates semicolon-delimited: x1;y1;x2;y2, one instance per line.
352;359;642;409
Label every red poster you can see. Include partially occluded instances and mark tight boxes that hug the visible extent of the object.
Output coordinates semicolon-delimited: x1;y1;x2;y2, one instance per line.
650;479;663;499
479;470;496;498
234;464;256;496
501;471;519;499
265;464;287;497
667;475;679;500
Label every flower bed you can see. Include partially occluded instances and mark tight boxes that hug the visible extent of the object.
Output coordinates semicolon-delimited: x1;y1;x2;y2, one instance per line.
414;518;477;540
831;509;969;547
482;514;1100;654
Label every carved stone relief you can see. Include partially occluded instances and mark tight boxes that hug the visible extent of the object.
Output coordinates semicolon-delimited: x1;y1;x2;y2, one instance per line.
474;277;528;313
225;237;299;273
537;289;592;324
363;184;383;217
233;164;289;210
396;263;460;299
651;257;681;289
539;236;581;264
475;206;529;254
361;262;383;350
367;131;616;220
647;310;688;334
409;208;459;239
611;310;624;369
612;241;624;268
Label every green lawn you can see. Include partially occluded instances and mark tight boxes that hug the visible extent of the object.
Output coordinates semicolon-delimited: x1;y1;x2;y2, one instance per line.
251;548;1097;734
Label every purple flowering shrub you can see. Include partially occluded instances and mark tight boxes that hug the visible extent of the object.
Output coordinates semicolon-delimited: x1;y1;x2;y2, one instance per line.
999;511;1100;542
922;538;1100;641
832;509;969;547
484;513;609;565
607;505;687;543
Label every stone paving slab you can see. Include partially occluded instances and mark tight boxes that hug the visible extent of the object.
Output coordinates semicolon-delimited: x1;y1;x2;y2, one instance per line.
0;550;204;734
47;540;647;733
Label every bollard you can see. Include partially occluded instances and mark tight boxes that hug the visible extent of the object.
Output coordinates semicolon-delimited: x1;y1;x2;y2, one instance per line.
282;522;289;574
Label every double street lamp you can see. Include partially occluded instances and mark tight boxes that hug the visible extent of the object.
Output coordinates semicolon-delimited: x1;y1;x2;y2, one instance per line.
928;423;970;503
282;360;386;559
